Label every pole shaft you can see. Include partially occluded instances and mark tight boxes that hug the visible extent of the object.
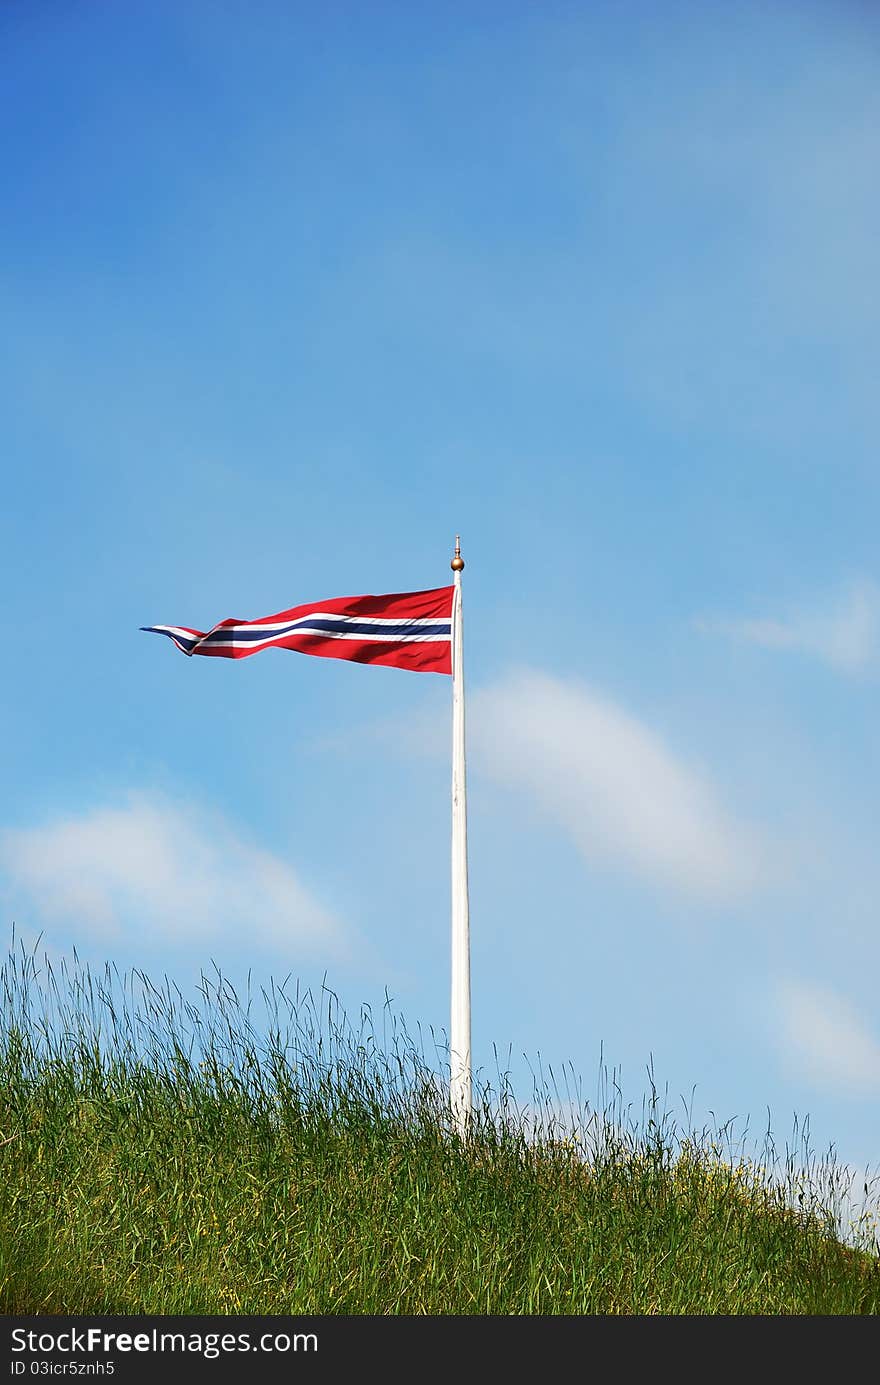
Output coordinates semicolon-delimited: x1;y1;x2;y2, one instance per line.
450;566;471;1135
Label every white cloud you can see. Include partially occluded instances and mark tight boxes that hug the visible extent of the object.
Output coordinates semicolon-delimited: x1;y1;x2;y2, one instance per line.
774;979;880;1096
470;669;763;902
0;793;343;958
698;581;880;673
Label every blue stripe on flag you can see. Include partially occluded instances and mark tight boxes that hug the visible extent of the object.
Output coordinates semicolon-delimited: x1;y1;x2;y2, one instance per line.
201;619;451;643
141;627;199;652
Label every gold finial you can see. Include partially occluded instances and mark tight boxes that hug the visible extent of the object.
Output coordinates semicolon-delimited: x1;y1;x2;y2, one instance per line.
450;535;465;571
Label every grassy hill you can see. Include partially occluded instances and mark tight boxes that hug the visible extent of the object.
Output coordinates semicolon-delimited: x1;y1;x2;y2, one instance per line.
1;946;877;1315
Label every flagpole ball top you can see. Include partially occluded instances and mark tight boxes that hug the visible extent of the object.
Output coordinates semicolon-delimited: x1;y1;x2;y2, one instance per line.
451;536;465;571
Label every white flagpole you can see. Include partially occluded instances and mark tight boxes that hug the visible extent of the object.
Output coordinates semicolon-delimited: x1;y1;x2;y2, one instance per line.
450;535;471;1137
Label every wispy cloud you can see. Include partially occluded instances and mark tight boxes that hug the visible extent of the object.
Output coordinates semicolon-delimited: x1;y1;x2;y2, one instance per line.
697;580;880;673
774;979;880;1096
470;669;764;903
0;793;343;958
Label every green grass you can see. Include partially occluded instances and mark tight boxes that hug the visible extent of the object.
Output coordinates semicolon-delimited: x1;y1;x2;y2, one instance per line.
1;943;877;1315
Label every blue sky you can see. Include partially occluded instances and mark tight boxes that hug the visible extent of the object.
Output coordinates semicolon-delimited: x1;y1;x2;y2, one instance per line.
2;1;879;1219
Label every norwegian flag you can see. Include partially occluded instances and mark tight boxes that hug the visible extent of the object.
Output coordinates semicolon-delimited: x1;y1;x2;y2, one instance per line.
142;585;454;674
